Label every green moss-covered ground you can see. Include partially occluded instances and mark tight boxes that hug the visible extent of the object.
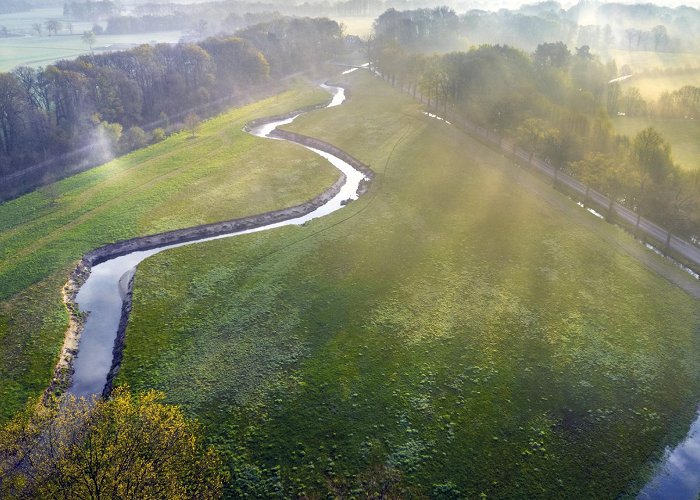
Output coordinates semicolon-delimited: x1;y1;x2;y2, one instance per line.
0;82;338;422
119;72;700;497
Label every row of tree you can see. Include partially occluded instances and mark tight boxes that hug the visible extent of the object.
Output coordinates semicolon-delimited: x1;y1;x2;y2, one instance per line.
370;4;698;56
610;83;700;120
373;7;459;50
63;1;116;21
462;2;700;54
0;1;30;14
0;16;344;197
371;32;700;243
104;14;192;35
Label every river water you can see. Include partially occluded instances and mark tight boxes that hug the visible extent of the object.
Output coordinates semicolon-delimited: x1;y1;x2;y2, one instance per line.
68;84;367;396
64;81;700;500
638;409;700;499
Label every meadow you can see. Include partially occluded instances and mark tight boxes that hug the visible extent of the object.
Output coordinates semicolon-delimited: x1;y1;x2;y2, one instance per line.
0;8;372;73
0;7;184;72
118;71;700;497
0;82;337;421
0;31;183;72
608;48;700;73
609;49;700;103
620;71;700;101
611;116;700;171
334;16;374;37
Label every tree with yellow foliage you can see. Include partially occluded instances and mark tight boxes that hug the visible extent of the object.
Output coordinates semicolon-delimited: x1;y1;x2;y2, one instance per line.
0;387;225;499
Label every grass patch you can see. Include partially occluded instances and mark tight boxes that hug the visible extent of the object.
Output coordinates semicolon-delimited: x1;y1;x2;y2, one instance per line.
333;16;375;37
612;115;700;170
0;82;339;421
119;71;700;497
609;49;700;73
0;31;184;72
620;71;700;101
0;8;183;71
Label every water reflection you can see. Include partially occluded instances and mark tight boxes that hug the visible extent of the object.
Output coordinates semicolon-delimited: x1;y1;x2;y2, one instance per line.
69;85;366;396
639;410;700;499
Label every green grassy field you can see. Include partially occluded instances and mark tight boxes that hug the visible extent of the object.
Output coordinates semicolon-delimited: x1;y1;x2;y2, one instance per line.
620;71;700;101
117;71;700;497
609;49;700;72
0;7;184;72
0;82;338;421
0;31;183;72
0;8;84;32
612;116;700;170
333;16;374;37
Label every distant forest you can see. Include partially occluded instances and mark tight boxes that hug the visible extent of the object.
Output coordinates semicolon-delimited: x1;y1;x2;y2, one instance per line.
0;0;63;14
461;2;700;53
0;2;30;15
97;1;700;53
4;1;700;237
0;17;344;198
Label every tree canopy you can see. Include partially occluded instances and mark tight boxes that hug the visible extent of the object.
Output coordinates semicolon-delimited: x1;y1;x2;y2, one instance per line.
0;387;225;499
371;10;700;242
0;16;344;200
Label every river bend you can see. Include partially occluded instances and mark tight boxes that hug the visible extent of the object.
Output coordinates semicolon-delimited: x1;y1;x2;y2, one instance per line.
68;84;367;397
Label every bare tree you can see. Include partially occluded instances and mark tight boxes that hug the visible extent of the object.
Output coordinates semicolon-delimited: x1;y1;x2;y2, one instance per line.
184;112;201;137
81;30;96;52
45;19;62;36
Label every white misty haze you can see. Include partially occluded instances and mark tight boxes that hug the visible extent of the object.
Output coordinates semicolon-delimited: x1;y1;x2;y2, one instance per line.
120;0;699;7
458;0;699;9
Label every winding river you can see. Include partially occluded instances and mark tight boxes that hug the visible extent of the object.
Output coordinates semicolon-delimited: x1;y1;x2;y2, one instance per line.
68;84;368;397
62;79;700;500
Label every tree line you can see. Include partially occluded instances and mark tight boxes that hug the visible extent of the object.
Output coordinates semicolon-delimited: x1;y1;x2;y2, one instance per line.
63;1;117;21
0;1;31;14
425;2;700;55
0;16;344;199
608;80;700;120
371;17;700;245
104;14;193;35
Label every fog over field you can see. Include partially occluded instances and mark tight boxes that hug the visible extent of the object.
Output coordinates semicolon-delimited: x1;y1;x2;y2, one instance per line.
2;0;700;498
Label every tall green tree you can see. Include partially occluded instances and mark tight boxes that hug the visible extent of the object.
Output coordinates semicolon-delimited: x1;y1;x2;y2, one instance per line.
631;127;673;184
